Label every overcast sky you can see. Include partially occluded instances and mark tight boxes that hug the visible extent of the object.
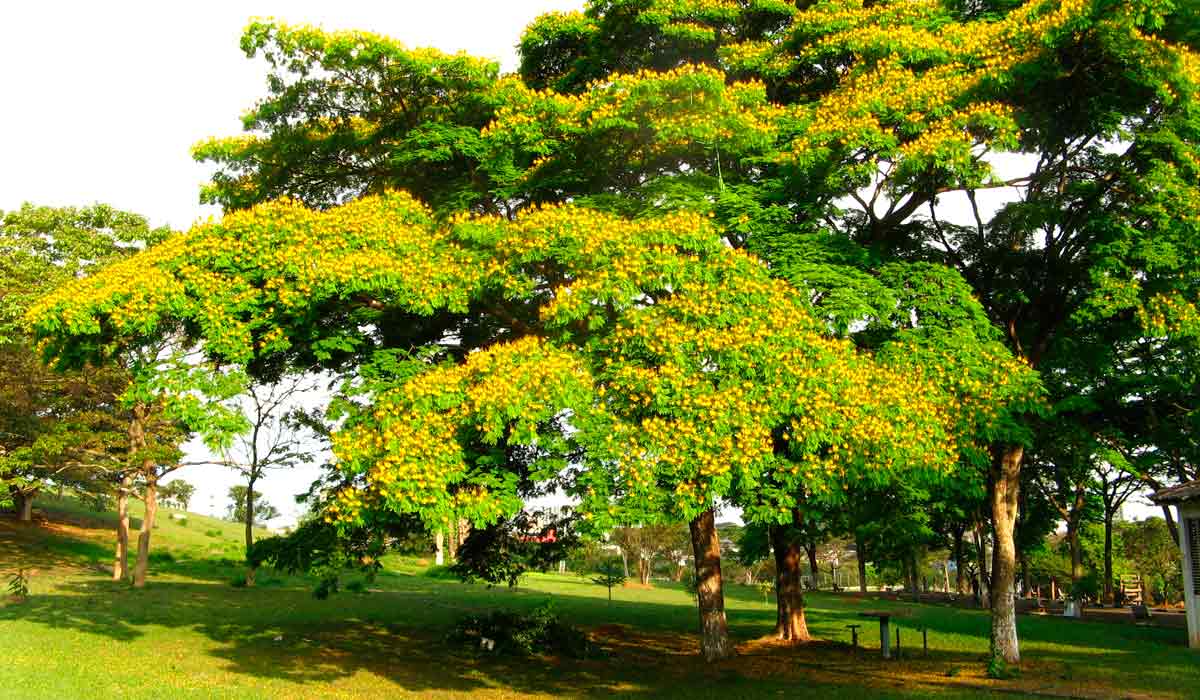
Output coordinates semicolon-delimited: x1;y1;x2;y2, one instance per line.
1;1;1163;526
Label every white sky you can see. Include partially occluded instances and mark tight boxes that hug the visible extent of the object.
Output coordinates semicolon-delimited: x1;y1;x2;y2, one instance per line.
0;1;1163;526
0;0;581;525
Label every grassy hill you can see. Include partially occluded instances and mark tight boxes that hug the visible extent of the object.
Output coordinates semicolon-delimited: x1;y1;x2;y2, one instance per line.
1;499;1197;699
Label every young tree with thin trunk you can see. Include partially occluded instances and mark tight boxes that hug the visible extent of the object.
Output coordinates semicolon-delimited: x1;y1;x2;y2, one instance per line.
219;378;313;585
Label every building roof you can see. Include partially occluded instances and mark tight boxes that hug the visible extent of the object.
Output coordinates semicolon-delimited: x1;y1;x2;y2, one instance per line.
1150;479;1200;505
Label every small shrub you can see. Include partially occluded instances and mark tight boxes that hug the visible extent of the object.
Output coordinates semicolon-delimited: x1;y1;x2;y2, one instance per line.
148;551;175;564
7;570;30;600
449;603;598;658
987;656;1020;680
424;565;458;580
345;579;368;594
229;576;248;588
590;558;626;603
205;529;223;538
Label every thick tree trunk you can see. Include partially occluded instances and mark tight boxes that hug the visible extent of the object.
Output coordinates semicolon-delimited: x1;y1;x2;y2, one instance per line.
770;524;811;643
689;508;732;660
638;557;651;586
133;476;158;588
989;445;1022;665
435;530;445;566
114;473;132;582
856;533;868;593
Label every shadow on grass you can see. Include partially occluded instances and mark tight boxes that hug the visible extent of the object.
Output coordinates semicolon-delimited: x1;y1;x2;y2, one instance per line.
3;570;1197;700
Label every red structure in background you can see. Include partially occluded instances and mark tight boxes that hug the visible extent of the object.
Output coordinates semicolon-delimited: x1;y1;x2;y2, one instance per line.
520;527;557;544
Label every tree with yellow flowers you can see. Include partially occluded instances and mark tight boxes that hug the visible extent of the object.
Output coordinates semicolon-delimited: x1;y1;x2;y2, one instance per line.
58;0;1199;666
28;191;976;659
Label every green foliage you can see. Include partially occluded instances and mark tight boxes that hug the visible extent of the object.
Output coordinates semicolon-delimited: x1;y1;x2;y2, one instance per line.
159;480;195;510
590;558;627;602
450;511;580;589
448;603;598;658
7;569;29;600
1120;517;1183;604
226;486;280;525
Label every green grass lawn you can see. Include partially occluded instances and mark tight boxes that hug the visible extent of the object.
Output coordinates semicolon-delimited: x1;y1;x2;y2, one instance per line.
1;499;1195;699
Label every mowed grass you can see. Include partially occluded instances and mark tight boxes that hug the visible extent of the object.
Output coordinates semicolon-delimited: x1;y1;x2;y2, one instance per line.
1;501;1196;700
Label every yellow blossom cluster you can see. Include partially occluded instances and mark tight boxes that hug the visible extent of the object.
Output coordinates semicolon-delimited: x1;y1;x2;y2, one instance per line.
331;336;592;526
483;65;783;184
29;190;971;530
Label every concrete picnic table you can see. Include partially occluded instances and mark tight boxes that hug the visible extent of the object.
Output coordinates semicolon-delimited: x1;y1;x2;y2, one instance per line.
858;610;909;659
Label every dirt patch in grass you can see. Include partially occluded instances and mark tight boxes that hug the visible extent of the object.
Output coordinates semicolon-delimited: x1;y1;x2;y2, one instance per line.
584;624;1182;700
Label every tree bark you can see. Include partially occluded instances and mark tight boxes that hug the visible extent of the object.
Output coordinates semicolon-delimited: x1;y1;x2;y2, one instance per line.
114;472;132;582
909;552;921;603
1161;505;1179;547
989;444;1022;665
17;490;35;521
689;508;732;660
1020;552;1031;599
856;533;868;593
805;541;819;590
133;475;158;588
770;523;811;643
974;524;991;607
1066;520;1083;589
638;557;650;586
435;530;445;566
1102;514;1114;605
244;476;257;587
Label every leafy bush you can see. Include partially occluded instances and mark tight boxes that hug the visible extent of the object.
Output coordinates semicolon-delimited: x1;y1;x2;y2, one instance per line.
345;579;368;594
423;565;459;580
590;558;626;602
205;529;223;538
148;551;175;564
448;603;598;658
7;569;30;600
450;510;580;589
987;656;1020;680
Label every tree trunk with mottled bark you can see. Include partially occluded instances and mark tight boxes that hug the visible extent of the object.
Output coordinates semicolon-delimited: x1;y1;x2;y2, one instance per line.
989;444;1022;665
133;475;158;588
689;508;732;660
114;473;132;582
770;523;811;643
